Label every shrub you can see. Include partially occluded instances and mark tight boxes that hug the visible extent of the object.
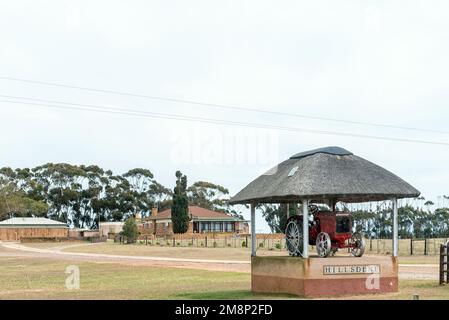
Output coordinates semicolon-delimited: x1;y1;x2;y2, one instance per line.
259;242;264;248
241;241;246;247
213;241;217;248
227;243;231;247
177;242;180;246
122;217;139;244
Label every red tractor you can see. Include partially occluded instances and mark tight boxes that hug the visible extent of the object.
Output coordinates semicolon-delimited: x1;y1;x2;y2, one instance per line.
285;205;365;258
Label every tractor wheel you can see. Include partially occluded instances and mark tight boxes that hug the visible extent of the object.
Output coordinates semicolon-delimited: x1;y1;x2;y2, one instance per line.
350;232;365;257
285;218;303;257
316;232;331;258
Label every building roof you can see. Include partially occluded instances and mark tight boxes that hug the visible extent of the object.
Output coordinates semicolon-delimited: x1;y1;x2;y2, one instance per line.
230;146;420;204
0;217;68;228
151;206;244;221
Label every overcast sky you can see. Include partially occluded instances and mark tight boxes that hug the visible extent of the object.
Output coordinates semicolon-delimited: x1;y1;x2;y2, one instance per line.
1;1;449;231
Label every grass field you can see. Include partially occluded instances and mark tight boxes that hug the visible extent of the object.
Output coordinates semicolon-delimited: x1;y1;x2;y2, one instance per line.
0;254;447;300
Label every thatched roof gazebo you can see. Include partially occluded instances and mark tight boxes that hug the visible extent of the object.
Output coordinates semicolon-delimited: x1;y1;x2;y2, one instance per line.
230;146;420;258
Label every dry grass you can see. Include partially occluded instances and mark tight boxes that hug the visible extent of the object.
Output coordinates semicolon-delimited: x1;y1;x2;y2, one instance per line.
0;255;254;300
0;255;447;300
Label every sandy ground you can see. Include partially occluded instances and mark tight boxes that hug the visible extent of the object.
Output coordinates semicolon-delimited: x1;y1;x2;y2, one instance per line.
0;241;440;279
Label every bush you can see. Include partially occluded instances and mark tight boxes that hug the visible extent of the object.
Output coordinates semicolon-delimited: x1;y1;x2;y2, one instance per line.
213;241;217;248
122;217;139;244
166;241;170;246
259;242;264;248
176;242;180;246
200;242;204;247
275;242;281;250
241;241;246;247
188;242;193;247
227;243;231;247
156;241;160;245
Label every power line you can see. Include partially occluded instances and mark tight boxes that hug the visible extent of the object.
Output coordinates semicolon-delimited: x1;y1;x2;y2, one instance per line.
1;96;449;146
0;76;447;135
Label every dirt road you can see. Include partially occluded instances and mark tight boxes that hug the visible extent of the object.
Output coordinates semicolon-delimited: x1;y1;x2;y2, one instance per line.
0;242;250;272
0;242;439;279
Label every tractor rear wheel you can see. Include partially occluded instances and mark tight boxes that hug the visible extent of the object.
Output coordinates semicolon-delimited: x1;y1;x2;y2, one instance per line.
316;232;331;258
350;232;365;257
285;218;303;257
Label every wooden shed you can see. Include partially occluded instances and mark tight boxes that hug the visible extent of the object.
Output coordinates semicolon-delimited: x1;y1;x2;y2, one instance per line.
0;217;68;241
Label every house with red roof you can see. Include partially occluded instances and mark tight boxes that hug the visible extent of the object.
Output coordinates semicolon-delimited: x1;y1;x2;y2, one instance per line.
141;205;248;236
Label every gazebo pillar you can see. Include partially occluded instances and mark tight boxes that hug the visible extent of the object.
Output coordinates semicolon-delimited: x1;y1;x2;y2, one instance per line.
251;203;256;257
392;198;399;257
302;199;309;258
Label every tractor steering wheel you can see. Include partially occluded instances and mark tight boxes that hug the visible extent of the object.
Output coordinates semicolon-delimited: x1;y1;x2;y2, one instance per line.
308;204;319;214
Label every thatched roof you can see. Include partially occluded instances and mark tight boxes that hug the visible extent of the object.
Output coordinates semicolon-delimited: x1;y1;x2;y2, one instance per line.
230;146;420;204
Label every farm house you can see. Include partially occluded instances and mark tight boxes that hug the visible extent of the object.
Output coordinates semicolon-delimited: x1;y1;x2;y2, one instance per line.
141;206;249;237
0;217;68;241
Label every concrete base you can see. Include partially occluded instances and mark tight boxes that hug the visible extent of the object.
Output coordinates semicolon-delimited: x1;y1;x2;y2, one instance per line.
252;255;398;297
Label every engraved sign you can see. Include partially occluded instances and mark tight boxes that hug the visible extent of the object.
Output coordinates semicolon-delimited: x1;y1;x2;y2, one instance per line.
323;264;380;275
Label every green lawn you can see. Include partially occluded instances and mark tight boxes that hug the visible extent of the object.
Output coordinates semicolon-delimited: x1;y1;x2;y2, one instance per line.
0;255;448;300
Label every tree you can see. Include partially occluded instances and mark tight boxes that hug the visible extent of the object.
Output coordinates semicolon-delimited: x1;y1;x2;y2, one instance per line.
187;181;229;211
0;190;48;220
124;168;155;218
122;216;139;243
261;203;298;233
171;171;189;233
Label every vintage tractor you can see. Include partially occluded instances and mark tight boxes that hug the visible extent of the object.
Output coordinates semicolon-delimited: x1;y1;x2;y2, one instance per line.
285;205;365;258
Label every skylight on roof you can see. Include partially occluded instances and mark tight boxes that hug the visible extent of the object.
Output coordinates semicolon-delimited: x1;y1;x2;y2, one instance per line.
288;166;299;177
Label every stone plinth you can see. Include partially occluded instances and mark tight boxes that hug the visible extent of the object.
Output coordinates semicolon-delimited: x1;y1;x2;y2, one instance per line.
251;255;398;297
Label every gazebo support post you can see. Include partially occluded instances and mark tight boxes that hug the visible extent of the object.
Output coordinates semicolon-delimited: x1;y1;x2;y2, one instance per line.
302;199;309;258
392;198;398;257
251;203;256;257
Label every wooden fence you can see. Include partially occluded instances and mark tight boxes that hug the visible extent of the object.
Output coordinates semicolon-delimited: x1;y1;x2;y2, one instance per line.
135;234;287;251
132;234;449;256
440;241;449;285
365;238;449;256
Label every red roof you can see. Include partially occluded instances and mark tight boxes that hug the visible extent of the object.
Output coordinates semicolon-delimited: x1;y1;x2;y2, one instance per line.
153;206;234;220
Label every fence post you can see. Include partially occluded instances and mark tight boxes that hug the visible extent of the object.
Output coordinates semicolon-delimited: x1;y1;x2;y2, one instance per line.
145;235;148;245
205;236;208;247
225;236;227;247
246;235;248;248
410;238;413;255
173;237;175;247
424;238;428;255
444;241;449;283
440;244;444;285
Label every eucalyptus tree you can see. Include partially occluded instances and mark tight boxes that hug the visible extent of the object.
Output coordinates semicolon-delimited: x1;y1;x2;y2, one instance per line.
187;181;230;211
